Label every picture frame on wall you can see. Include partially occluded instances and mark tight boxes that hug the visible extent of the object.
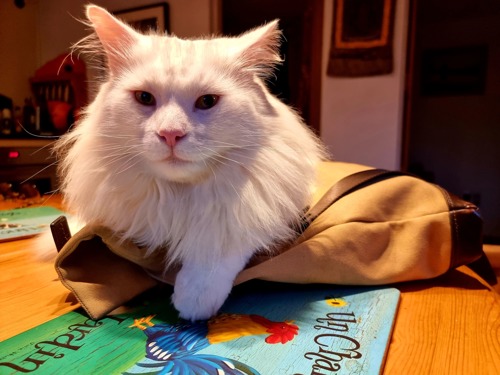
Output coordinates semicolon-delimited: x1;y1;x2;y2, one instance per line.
114;3;170;33
327;0;396;77
421;45;488;96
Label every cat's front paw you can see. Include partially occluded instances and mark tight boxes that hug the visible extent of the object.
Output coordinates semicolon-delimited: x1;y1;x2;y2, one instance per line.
172;265;233;321
172;288;228;321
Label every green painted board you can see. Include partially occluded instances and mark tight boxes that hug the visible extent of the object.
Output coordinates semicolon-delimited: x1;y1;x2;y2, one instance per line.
0;283;400;374
0;207;65;242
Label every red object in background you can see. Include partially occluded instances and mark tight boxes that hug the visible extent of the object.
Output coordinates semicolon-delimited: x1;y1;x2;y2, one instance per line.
47;101;73;130
30;53;88;133
34;54;86;77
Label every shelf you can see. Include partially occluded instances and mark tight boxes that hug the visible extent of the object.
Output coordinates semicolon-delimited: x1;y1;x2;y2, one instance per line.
0;138;56;148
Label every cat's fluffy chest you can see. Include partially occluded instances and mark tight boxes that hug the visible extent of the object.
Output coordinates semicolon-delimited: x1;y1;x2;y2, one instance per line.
86;157;302;266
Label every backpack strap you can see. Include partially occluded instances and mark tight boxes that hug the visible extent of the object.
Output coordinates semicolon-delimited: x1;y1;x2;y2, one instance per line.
298;168;404;233
297;167;496;285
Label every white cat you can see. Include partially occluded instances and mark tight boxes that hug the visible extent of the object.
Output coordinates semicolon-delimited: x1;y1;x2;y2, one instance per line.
56;5;326;321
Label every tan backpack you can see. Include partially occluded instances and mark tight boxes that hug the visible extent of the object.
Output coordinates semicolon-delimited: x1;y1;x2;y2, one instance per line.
52;161;490;319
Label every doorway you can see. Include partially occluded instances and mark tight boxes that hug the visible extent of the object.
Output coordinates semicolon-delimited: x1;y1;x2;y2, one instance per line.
402;0;500;242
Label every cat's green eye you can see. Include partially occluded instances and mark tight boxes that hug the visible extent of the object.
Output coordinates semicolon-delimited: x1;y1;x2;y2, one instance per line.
195;94;219;110
134;91;156;106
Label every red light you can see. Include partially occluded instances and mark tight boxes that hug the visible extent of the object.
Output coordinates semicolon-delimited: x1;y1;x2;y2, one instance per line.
8;151;20;159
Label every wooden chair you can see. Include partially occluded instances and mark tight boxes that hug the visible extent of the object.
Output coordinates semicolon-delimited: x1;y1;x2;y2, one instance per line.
30;53;87;134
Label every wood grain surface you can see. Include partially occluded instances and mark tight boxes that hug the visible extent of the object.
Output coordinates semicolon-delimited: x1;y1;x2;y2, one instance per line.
1;195;499;374
384;267;500;374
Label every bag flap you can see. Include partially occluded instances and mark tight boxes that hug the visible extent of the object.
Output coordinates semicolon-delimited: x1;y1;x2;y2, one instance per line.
55;225;160;319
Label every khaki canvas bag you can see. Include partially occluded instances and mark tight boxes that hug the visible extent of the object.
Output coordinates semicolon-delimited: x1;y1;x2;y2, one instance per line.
52;161;488;319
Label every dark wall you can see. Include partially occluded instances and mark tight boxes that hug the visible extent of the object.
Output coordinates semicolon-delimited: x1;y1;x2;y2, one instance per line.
408;0;500;241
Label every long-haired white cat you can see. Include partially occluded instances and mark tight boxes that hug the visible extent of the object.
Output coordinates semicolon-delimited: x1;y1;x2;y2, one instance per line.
56;5;325;321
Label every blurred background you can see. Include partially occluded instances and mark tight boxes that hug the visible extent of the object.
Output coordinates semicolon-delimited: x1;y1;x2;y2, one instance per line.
0;0;499;242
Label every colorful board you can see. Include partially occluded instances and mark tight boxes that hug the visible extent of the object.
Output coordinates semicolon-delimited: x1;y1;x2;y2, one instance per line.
0;206;65;242
0;283;400;374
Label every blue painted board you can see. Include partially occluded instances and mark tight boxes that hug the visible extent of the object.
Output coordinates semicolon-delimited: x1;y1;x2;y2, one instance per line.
0;206;65;242
0;283;399;374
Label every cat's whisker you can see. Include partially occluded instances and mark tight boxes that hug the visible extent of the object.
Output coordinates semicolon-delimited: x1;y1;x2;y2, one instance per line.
89;139;141;147
80;145;139;167
19;160;59;185
203;158;218;181
94;153;138;171
94;133;136;140
227;181;243;201
202;146;259;164
216;150;276;177
195;147;259;172
112;152;148;175
114;159;144;176
29;143;57;156
207;144;261;150
210;137;264;149
209;139;260;147
189;147;219;175
84;141;143;155
210;154;247;169
82;150;129;164
91;145;143;155
39;188;62;206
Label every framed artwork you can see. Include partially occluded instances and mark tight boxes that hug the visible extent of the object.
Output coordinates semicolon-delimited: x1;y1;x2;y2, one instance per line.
327;0;396;77
114;3;170;33
421;45;488;96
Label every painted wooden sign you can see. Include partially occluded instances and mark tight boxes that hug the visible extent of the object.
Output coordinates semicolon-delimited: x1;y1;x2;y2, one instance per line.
0;283;399;374
0;206;64;242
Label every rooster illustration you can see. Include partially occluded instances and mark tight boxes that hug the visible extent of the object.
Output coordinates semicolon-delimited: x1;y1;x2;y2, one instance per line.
123;313;299;374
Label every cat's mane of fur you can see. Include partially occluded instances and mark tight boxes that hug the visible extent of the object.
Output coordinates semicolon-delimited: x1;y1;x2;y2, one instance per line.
56;6;327;271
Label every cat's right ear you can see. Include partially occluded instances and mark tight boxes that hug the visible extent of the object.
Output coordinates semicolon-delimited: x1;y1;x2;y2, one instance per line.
86;5;140;74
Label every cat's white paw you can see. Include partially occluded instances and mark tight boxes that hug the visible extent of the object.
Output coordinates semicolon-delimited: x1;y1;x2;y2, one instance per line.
172;263;235;321
172;286;229;321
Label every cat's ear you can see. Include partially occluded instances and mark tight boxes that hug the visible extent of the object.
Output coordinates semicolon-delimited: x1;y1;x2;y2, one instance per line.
86;5;140;74
234;20;282;78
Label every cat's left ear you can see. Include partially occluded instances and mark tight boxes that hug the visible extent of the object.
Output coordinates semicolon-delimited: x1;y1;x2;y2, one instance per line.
233;20;282;78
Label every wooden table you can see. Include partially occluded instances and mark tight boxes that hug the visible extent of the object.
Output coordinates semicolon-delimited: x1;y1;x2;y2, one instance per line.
1;195;499;374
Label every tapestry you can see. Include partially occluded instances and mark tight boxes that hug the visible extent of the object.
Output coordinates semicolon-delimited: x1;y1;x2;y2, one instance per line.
327;0;396;77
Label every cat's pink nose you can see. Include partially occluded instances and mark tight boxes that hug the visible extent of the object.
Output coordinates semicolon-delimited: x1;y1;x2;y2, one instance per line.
158;129;186;147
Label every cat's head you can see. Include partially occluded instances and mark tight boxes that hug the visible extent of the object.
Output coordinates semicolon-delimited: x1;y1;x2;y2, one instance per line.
76;5;284;184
